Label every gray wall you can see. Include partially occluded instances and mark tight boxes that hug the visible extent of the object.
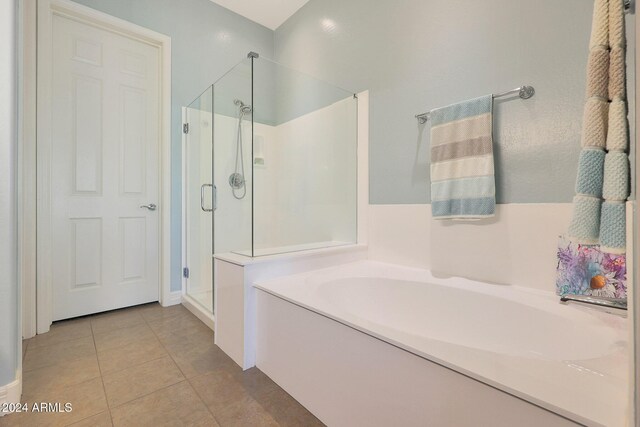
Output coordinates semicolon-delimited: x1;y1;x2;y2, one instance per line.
71;0;275;291
1;0;19;388
275;0;636;204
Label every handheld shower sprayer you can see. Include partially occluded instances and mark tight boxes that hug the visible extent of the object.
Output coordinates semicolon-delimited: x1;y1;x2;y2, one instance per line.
229;99;252;199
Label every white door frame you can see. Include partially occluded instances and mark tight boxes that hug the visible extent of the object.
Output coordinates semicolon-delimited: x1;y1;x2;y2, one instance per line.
633;12;640;427
30;0;173;334
19;0;37;339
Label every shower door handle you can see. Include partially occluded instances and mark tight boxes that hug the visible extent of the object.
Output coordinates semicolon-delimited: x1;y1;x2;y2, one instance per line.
201;184;213;212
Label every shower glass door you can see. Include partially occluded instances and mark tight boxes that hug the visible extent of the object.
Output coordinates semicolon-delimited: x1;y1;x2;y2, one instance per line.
184;86;214;313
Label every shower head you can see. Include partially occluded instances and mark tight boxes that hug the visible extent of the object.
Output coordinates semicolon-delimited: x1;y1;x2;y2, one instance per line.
234;99;252;114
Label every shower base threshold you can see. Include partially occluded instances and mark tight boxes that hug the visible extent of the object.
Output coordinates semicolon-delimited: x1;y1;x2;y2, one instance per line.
231;240;351;258
182;292;215;331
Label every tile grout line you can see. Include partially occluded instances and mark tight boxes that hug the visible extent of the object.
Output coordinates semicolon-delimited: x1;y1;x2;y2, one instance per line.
95;311;184;413
100;354;170;378
20;306;186;426
107;380;191;412
81;308;186;421
88;316;115;427
27;329;94;351
90;310;184;356
22;335;99;374
140;309;189;379
140;307;223;425
100;310;198;415
184;375;224;426
18;306;227;427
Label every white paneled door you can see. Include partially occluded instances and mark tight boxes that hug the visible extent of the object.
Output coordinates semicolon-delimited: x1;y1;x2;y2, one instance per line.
50;13;160;320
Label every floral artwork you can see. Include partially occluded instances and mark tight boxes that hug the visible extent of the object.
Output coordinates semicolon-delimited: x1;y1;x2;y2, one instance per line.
556;236;627;299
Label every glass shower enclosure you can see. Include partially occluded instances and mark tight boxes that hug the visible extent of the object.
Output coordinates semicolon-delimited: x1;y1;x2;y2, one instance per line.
183;53;358;316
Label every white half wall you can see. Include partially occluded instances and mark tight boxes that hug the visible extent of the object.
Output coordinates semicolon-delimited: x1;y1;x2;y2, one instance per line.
214;244;368;369
369;204;573;291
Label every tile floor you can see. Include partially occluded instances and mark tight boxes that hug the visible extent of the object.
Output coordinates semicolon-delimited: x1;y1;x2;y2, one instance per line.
1;303;323;427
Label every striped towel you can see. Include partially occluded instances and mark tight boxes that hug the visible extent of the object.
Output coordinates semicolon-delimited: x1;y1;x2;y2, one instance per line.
429;95;495;219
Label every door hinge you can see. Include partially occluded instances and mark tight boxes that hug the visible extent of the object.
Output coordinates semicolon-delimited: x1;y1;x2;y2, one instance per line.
183;123;189;134
183;267;190;278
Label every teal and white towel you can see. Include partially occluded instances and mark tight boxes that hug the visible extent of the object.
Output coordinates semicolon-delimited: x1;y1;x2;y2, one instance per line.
429;95;495;219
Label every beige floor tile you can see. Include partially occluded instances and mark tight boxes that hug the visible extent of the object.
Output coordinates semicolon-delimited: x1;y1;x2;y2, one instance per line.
213;395;279;427
102;356;185;407
164;339;237;379
158;331;210;353
147;313;212;342
24;336;96;372
29;319;92;350
11;305;323;427
189;370;279;427
65;411;112;427
93;323;155;352
134;303;190;322
232;368;281;400
90;311;145;334
1;377;107;427
97;336;167;375
0;415;17;426
156;324;214;348
22;355;101;400
257;388;324;427
110;381;218;427
189;369;248;413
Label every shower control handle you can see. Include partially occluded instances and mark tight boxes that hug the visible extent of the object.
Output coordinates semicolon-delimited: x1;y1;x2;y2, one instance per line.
201;184;213;212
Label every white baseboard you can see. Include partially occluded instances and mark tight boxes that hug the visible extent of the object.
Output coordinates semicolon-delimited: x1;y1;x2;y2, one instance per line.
182;294;215;331
161;290;182;307
0;371;22;416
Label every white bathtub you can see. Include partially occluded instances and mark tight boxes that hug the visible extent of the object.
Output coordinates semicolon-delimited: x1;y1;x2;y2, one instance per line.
254;260;628;427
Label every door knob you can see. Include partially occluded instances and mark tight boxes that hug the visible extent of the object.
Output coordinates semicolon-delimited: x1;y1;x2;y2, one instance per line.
140;204;157;211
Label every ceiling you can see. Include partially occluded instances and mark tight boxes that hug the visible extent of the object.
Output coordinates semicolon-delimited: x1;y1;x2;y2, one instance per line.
209;0;310;30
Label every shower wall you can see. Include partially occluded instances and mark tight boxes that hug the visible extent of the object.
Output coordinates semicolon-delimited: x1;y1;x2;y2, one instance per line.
253;96;357;252
212;96;357;256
